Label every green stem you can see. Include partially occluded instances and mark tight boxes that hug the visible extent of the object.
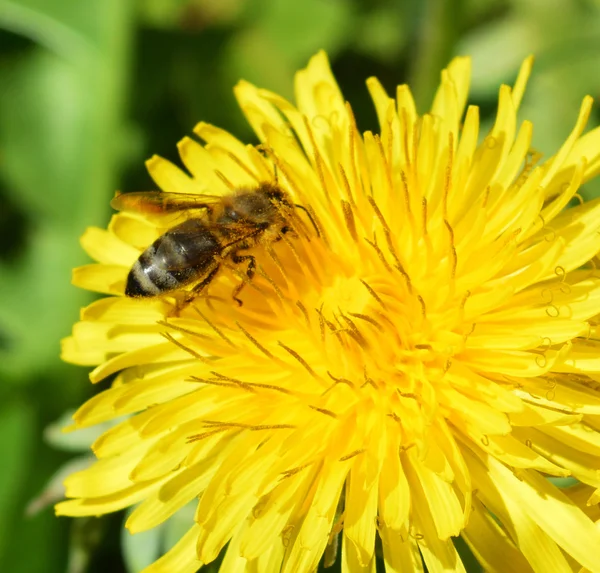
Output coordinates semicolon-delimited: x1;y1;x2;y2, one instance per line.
409;0;464;111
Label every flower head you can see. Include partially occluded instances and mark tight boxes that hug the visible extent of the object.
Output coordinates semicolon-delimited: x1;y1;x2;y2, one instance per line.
58;52;600;573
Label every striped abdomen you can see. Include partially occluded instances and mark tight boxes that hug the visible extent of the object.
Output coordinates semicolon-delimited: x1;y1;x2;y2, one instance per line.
126;219;221;297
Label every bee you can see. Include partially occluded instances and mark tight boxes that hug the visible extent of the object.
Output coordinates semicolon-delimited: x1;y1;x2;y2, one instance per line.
111;182;315;305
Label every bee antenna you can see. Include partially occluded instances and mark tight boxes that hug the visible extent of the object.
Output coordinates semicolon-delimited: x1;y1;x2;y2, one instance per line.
294;203;320;237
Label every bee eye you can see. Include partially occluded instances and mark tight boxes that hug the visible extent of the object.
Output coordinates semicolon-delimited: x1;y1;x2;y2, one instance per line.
226;208;240;221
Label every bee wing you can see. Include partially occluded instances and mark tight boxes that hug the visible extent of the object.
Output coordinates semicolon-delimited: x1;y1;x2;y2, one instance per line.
111;191;222;214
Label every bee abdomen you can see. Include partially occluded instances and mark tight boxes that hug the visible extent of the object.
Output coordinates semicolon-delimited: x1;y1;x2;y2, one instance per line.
126;221;221;298
126;248;180;297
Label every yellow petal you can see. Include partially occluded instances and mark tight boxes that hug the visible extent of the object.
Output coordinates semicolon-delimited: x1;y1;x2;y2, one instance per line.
542;421;600;457
282;460;349;573
461;444;574;573
176;136;233;193
462;497;534;573
80;227;139;266
108;212;158;250
294;50;344;123
405;449;465;540
344;453;379;566
141;524;202;573
89;340;192;383
379;524;424;573
64;440;156;497
234;80;290;143
341;533;376;573
240;468;317;560
127;460;217;533
72;264;126;295
56;480;161;516
378;422;410;530
511;55;534;111
146;155;206;195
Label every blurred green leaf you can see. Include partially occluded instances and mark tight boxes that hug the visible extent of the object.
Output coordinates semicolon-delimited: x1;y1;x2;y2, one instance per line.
354;5;408;62
256;0;354;64
0;1;135;572
463;0;508;25
223;27;297;98
223;0;355;97
68;517;109;573
139;0;244;29
458;16;536;97
0;52;99;219
162;502;196;551
0;224;86;382
410;0;465;110
122;510;164;573
0;0;98;61
0;400;34;559
122;502;196;573
461;1;600;103
0;0;135;383
138;0;189;28
0;396;73;573
26;456;92;517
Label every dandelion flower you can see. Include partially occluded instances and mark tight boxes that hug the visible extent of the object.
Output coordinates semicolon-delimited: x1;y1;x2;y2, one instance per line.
58;52;600;573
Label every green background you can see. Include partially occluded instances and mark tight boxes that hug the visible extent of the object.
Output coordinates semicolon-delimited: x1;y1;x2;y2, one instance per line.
1;0;599;571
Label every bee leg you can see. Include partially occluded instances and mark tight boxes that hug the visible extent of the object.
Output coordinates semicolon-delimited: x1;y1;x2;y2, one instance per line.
231;253;256;306
271;226;289;243
183;265;220;305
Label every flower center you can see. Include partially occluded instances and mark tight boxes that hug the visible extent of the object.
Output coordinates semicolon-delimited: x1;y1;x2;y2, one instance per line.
319;275;371;316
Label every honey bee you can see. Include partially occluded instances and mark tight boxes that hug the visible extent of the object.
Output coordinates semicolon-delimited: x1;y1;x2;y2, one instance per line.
111;182;315;305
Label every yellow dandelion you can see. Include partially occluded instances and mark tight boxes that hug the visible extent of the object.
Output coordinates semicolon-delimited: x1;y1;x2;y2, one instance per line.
57;51;600;573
